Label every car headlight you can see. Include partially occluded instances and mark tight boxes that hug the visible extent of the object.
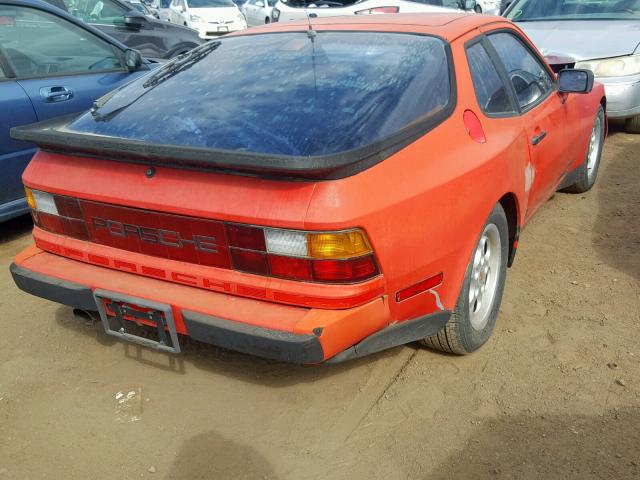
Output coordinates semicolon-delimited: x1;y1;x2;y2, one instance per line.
190;14;202;21
236;12;245;21
575;54;640;78
272;7;280;18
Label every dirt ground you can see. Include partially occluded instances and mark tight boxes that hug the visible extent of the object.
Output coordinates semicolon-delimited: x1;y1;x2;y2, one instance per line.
0;123;638;480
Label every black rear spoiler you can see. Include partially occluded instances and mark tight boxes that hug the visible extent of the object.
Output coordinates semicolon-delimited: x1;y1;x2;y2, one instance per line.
11;103;451;181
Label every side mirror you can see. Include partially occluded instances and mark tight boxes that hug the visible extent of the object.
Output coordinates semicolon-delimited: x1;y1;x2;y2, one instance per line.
123;11;147;28
124;48;143;70
557;68;594;94
255;0;264;6
464;0;476;9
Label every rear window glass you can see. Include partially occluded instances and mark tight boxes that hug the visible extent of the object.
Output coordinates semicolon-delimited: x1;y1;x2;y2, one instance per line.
68;32;452;157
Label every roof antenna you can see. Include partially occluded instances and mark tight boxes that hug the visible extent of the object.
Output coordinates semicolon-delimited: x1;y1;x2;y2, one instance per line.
304;8;316;41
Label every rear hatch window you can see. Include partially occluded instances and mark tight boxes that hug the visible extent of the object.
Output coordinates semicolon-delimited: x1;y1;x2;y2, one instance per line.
15;31;454;178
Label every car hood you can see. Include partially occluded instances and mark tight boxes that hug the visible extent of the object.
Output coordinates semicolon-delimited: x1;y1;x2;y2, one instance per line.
517;20;640;61
190;6;240;21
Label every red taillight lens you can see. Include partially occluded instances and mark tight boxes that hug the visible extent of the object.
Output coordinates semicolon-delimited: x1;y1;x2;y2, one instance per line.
312;255;378;283
226;224;266;251
268;255;313;281
34;211;89;240
54;196;83;219
230;248;269;275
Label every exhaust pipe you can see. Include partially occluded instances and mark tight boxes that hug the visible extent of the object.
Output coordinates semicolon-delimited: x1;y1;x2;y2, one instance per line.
73;308;100;326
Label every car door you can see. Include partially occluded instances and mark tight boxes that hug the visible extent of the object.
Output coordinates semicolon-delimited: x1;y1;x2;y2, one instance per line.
0;64;37;219
1;4;134;122
169;0;188;25
485;30;570;219
57;0;166;60
243;0;255;25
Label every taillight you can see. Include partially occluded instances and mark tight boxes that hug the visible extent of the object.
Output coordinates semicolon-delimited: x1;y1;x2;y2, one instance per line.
225;224;379;283
26;187;380;284
354;6;399;14
26;187;89;240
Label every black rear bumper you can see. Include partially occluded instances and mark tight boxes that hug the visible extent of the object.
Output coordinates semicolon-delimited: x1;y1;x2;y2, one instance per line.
11;262;451;364
10;262;324;364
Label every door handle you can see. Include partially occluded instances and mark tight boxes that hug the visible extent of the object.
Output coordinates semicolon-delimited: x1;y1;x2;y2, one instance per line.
40;86;74;103
531;131;547;146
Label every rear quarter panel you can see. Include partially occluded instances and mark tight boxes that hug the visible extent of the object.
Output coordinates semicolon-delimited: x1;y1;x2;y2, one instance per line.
305;28;530;324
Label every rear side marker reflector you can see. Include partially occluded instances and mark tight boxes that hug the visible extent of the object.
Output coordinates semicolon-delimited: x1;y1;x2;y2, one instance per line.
25;187;381;284
396;273;443;303
355;6;399;13
463;109;486;144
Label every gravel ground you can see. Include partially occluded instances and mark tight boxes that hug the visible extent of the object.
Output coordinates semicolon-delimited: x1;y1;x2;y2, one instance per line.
0;123;638;479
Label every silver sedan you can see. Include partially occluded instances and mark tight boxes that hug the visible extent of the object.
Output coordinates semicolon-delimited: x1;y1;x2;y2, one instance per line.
505;0;640;133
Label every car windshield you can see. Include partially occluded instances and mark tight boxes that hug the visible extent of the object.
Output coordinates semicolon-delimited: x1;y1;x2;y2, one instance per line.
506;0;640;21
188;0;234;7
68;32;452;158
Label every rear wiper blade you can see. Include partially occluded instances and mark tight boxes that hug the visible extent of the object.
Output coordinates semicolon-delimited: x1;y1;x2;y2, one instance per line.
143;40;221;88
90;41;221;122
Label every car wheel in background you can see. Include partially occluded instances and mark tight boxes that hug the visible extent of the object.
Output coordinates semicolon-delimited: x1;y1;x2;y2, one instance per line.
625;114;640;134
562;105;605;193
265;16;270;23
421;203;508;354
474;4;482;12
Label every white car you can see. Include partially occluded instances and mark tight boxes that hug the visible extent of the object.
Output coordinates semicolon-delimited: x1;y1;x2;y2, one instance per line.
148;0;173;20
271;0;475;23
473;0;499;13
167;0;247;37
242;0;277;26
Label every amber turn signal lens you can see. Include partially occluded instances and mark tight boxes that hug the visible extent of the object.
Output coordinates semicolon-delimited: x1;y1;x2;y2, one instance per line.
25;187;36;210
307;230;372;259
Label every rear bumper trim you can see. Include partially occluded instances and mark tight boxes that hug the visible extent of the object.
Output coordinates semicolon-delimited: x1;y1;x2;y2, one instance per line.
183;310;324;364
10;262;97;311
10;262;324;364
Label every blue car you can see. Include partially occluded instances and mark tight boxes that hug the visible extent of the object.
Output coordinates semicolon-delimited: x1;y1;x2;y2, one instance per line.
0;0;154;222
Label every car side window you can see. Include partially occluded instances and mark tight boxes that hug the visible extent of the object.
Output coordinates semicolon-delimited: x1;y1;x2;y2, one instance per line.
487;32;554;111
58;0;127;25
0;5;123;78
466;41;516;116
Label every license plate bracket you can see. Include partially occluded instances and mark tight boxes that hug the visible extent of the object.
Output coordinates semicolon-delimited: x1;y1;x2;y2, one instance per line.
93;289;180;354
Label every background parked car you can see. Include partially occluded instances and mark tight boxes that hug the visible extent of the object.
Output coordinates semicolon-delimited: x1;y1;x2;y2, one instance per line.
474;0;500;13
45;0;203;59
504;0;640;133
242;0;276;26
0;0;153;222
167;0;246;37
126;0;159;17
272;0;475;23
147;0;172;20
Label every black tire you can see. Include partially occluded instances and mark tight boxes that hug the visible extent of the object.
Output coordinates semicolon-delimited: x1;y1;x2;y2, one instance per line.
562;105;605;194
625;114;640;134
474;4;482;13
265;16;270;23
421;203;509;354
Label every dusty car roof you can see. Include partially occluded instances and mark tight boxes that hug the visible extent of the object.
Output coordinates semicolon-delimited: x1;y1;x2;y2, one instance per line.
233;13;510;41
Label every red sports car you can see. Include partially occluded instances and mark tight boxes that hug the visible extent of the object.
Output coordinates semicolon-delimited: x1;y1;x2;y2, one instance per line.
11;13;606;363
